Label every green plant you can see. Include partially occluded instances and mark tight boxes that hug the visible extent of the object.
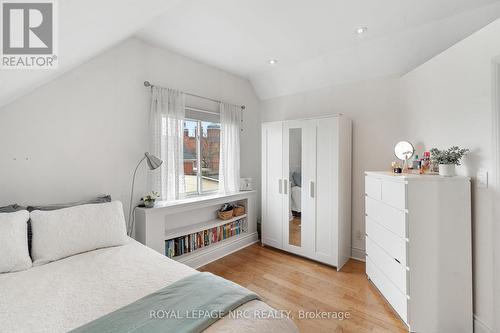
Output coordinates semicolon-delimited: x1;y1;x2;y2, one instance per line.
430;146;469;166
142;191;159;202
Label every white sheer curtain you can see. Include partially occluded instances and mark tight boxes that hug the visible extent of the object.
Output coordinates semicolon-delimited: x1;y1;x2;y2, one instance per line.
148;87;185;201
219;102;241;193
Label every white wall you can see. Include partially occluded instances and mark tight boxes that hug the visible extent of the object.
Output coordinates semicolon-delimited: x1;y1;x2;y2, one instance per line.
401;18;500;333
260;77;405;259
0;38;261;223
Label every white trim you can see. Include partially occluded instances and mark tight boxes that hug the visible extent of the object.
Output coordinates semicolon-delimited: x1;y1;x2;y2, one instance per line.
492;61;500;333
351;246;365;262
474;314;494;333
137;190;256;215
493;61;499;187
492;61;499;193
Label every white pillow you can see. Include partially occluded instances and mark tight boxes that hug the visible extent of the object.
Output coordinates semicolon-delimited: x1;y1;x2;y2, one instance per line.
0;210;32;273
30;201;129;265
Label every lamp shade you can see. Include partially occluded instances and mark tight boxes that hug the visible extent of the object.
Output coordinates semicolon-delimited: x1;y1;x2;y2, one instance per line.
144;152;163;170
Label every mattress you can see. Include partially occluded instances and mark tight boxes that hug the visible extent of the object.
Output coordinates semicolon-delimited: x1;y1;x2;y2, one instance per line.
0;239;297;333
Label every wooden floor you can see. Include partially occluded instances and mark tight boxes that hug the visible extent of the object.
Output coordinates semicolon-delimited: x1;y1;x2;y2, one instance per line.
200;244;407;333
289;217;301;247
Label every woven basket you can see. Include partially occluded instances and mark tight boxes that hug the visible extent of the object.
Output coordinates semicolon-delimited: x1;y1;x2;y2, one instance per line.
233;205;245;217
218;209;234;220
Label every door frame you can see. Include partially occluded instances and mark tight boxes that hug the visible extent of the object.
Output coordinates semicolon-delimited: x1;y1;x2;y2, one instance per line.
491;59;500;331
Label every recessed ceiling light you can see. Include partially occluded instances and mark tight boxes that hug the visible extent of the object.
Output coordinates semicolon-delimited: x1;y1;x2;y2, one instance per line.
356;27;368;35
268;59;278;65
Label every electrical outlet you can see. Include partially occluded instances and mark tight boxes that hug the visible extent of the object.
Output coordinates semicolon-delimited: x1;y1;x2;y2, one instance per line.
477;170;488;189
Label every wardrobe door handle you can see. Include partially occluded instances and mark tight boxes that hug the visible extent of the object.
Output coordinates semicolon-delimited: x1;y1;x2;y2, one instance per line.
310;181;315;198
284;180;288;195
278;179;283;194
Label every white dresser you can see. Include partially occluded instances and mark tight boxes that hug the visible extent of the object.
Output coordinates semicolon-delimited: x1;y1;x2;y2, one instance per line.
365;171;472;333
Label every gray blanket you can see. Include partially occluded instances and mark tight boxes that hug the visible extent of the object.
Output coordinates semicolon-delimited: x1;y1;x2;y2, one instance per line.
70;272;260;333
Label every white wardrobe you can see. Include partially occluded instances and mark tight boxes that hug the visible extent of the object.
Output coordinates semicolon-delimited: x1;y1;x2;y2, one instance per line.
261;115;352;270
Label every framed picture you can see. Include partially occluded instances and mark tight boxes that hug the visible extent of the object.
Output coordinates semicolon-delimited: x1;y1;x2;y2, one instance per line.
240;178;253;191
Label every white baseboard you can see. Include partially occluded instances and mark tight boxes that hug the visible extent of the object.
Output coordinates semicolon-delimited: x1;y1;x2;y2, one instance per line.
351;246;366;262
474;315;494;333
178;232;259;269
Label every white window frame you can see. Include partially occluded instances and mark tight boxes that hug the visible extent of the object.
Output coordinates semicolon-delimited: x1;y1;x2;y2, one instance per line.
184;117;220;197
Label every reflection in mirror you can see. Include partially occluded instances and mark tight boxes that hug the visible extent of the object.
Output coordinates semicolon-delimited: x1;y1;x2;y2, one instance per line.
289;128;302;247
394;141;415;171
394;141;415;161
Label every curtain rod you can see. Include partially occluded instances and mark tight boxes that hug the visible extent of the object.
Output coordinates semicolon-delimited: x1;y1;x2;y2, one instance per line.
185;106;219;116
143;81;245;110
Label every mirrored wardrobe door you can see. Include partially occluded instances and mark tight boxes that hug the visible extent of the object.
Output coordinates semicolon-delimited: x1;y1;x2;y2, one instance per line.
282;120;306;254
288;127;302;248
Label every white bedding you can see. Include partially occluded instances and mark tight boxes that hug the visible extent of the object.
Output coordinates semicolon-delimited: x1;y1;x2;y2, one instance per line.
0;239;297;333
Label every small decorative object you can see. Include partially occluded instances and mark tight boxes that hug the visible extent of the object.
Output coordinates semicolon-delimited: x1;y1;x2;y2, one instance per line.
391;161;402;174
233;205;245;217
141;192;159;208
419;151;431;174
394;141;415;172
218;203;234;220
430;146;469;177
240;178;253;191
411;154;420;170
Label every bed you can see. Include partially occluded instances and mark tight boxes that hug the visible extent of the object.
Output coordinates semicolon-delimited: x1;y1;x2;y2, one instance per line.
0;239;298;332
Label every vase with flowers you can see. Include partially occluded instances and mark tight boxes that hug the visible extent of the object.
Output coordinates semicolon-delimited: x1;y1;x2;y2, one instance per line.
141;192;159;208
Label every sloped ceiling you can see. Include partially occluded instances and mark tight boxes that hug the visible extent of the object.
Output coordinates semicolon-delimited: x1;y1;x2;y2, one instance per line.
2;0;500;107
138;0;500;100
0;0;181;109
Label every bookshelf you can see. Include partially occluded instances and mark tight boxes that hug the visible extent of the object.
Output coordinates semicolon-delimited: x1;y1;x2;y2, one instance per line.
134;191;258;268
175;233;248;265
165;214;247;240
165;216;247;258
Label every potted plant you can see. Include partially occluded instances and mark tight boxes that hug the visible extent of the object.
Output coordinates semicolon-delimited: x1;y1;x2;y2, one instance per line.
430;146;469;177
141;192;159;208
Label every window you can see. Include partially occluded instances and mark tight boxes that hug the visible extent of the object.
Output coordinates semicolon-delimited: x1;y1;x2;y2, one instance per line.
183;118;220;195
183;119;198;194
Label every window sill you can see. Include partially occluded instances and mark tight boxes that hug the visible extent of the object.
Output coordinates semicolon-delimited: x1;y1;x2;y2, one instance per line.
137;190;256;215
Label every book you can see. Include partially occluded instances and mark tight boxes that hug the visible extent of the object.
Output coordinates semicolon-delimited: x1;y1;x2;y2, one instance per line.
164;217;248;258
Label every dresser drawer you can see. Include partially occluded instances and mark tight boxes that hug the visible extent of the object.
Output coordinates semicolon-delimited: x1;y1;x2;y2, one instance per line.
365;196;407;238
365;176;382;200
366;236;408;294
367;256;408;324
381;180;406;209
366;216;407;266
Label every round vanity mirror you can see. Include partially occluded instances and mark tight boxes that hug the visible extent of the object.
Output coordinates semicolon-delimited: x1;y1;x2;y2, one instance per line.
394;141;415;161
